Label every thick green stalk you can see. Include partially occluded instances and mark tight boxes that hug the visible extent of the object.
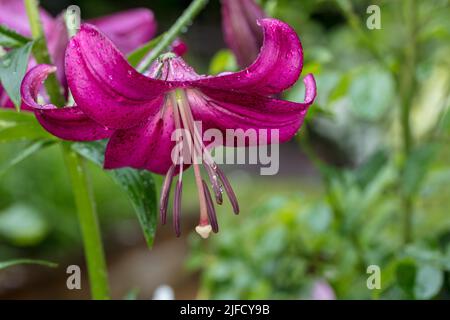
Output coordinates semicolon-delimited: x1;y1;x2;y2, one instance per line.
24;0;110;298
399;0;418;245
24;0;65;107
62;144;110;300
137;0;209;72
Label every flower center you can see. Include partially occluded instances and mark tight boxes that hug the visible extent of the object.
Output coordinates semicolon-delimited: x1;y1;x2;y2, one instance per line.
149;54;239;238
159;87;239;239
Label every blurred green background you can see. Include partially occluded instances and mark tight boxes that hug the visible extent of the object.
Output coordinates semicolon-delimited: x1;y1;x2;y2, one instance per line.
0;0;449;299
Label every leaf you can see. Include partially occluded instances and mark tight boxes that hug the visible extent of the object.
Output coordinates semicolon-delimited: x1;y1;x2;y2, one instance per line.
328;72;351;103
72;141;157;248
0;108;55;142
0;140;54;175
396;258;416;297
348;65;395;121
0;259;57;270
0;41;34;109
0;24;32;48
402;144;437;197
414;264;443;299
209;49;238;75
127;34;164;68
354;150;388;188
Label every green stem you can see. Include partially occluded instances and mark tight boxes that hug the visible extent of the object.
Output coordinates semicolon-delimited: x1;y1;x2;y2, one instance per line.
399;0;418;245
24;0;110;299
24;0;65;107
62;144;110;299
137;0;209;72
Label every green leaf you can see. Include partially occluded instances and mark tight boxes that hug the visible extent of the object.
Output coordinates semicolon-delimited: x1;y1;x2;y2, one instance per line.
414;264;444;299
348;65;395;121
0;259;57;270
402;144;437;196
209;49;238;75
396;258;416;297
0;108;55;142
0;24;32;48
72;141;157;248
354;150;388;188
0;41;34;109
0;140;54;175
127;34;164;68
328;72;351;103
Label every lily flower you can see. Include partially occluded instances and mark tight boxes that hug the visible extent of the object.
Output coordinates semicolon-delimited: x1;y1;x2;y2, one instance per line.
21;19;316;238
0;0;157;105
221;0;266;68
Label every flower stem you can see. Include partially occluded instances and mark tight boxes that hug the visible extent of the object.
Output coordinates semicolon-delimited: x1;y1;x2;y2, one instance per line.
24;0;110;299
137;0;209;72
399;0;418;245
62;144;110;300
24;0;65;107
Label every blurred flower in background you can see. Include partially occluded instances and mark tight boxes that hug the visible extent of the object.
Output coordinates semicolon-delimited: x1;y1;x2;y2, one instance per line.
0;0;156;105
221;0;266;68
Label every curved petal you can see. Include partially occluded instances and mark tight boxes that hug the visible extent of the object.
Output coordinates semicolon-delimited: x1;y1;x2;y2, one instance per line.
65;24;172;129
190;74;317;145
193;18;303;95
21;64;112;141
88;8;157;54
104;107;176;175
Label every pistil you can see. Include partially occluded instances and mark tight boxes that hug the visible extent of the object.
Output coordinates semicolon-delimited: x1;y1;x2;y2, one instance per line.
175;89;212;238
157;56;240;239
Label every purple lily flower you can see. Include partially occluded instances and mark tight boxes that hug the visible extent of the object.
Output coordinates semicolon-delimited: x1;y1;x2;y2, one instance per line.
21;19;316;238
0;0;157;105
221;0;266;68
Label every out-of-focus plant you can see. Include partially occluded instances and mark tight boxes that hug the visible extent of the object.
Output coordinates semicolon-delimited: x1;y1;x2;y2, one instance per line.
190;0;450;299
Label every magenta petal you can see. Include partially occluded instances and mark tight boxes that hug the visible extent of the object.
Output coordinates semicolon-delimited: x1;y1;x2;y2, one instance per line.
104;109;176;175
194;18;303;95
88;8;157;54
190;74;317;144
65;24;172;129
20;64;112;141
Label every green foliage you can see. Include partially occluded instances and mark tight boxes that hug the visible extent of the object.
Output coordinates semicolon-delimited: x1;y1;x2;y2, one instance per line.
73;141;158;248
0;258;57;270
0;204;48;246
0;104;55;143
127;33;164;68
0;41;34;108
0;25;32;48
190;0;450;300
209;49;238;75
